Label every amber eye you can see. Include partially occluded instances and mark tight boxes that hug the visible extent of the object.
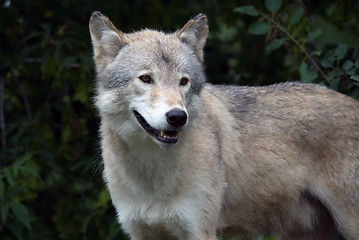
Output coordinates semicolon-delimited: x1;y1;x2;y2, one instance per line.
139;74;152;83
180;77;189;86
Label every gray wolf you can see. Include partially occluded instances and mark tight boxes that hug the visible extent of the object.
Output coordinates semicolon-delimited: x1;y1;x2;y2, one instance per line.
89;11;359;240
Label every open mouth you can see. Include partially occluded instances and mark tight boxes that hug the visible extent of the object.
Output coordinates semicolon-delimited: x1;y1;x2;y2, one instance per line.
133;110;178;144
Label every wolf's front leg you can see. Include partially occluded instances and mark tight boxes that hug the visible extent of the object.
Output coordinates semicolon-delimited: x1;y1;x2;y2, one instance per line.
188;232;218;240
125;221;218;240
124;221;188;240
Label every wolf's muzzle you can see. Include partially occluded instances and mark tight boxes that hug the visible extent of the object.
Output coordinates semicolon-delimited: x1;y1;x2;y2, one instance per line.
166;109;187;127
133;110;179;144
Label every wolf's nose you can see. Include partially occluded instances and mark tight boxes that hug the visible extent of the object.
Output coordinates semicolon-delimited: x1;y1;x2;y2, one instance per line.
166;109;187;127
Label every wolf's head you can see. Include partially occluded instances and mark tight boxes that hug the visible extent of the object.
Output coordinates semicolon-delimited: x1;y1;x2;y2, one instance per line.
90;12;208;147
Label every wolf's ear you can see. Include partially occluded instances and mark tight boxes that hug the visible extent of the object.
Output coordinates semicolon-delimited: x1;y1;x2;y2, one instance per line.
89;11;127;72
177;14;209;62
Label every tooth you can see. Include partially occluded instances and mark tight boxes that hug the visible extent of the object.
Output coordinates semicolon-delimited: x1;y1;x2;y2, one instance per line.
160;131;164;137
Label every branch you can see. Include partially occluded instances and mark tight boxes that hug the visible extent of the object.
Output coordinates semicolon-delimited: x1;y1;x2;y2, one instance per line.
260;13;330;84
14;75;33;123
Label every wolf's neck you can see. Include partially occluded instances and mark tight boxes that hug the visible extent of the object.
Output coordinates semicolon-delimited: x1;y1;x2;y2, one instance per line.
127;144;185;200
103;122;184;197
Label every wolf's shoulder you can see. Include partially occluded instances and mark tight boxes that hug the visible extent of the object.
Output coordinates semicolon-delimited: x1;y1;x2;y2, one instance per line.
202;82;330;97
201;82;341;105
200;81;359;118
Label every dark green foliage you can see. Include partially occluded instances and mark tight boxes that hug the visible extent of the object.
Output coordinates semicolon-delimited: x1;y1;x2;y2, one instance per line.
234;0;359;97
1;0;358;239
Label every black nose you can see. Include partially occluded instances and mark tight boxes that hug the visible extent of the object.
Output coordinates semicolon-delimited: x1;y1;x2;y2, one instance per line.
166;109;187;127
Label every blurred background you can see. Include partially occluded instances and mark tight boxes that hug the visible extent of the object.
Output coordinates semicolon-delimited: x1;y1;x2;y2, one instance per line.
1;0;359;239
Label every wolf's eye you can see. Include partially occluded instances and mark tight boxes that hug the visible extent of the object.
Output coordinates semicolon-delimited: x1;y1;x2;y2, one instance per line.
139;74;152;83
180;77;189;86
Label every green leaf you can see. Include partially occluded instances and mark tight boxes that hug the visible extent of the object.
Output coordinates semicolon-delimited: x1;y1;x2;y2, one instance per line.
334;44;347;60
320;54;335;68
311;50;322;56
265;0;282;13
59;56;76;71
105;221;123;240
10;202;31;230
355;58;359;69
346;68;356;76
343;60;354;71
19;166;41;179
306;28;322;42
15;152;34;166
299;62;318;83
4;169;15;186
234;5;258;16
0;179;4;201
1;203;9;223
74;84;89;103
248;22;269;35
351;75;359;81
97;188;111;208
265;39;284;53
328;69;344;90
330;77;341;90
81;212;96;233
289;7;304;25
328;68;345;79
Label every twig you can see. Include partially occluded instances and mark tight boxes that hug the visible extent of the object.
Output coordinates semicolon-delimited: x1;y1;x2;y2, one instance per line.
0;75;6;150
260;12;330;84
14;75;33;123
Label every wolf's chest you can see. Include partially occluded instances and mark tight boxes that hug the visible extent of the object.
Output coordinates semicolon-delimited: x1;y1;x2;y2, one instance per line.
113;183;204;238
